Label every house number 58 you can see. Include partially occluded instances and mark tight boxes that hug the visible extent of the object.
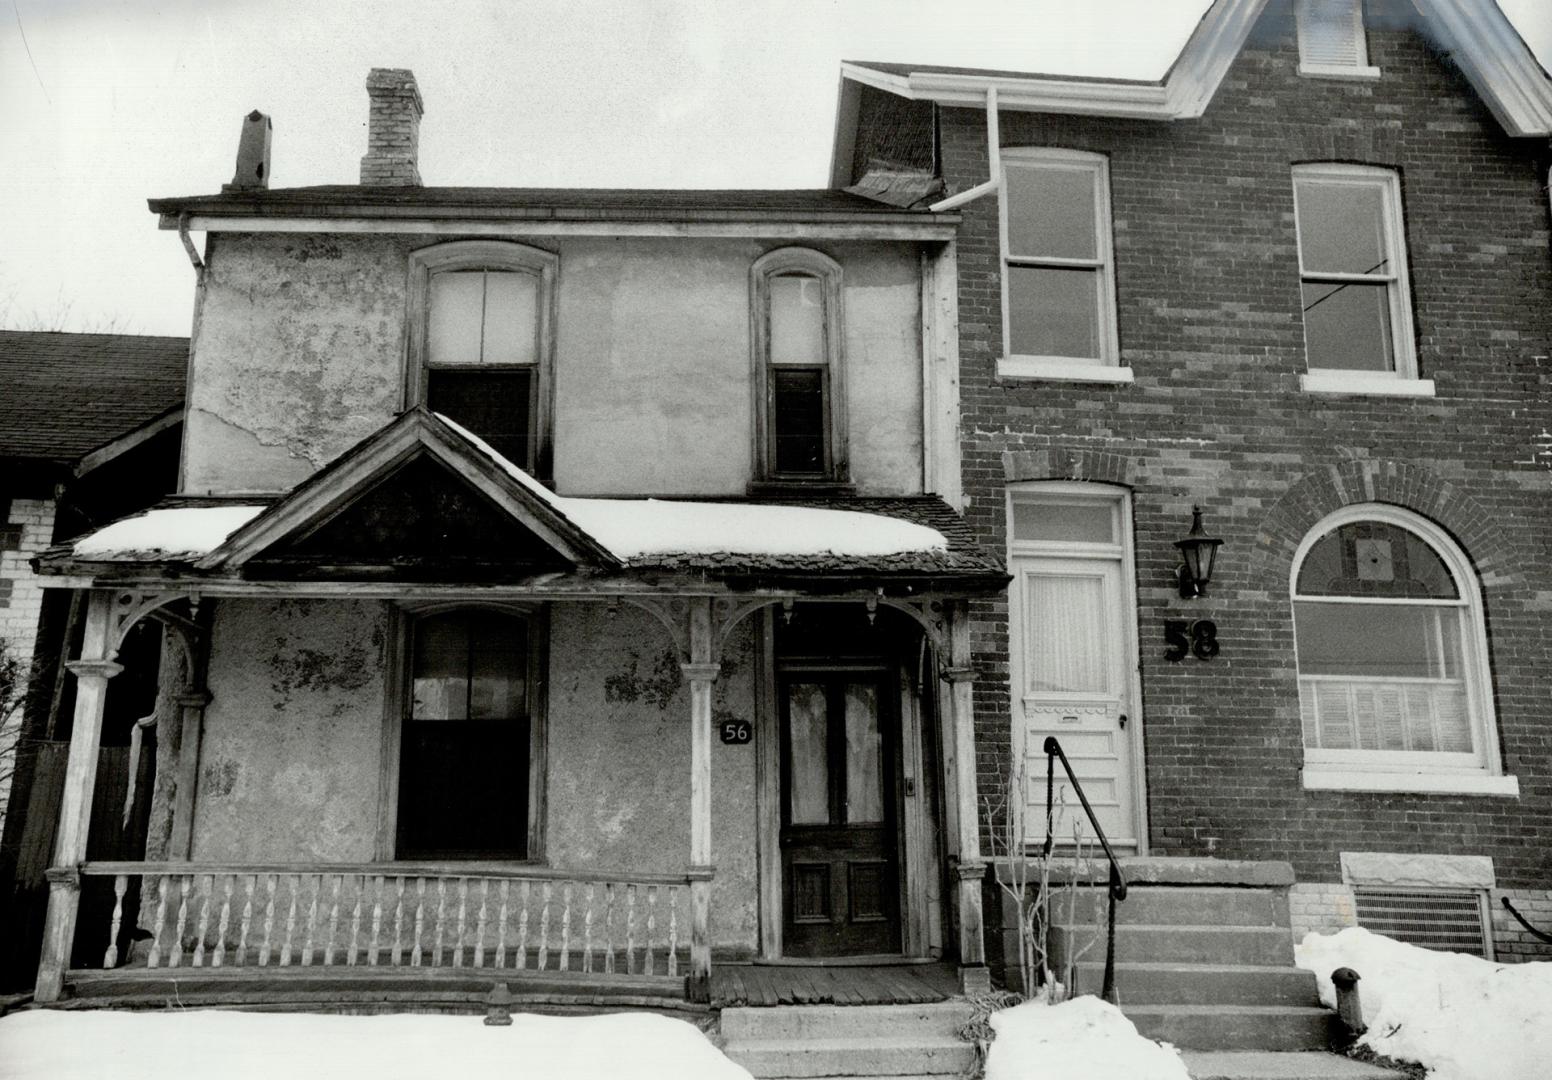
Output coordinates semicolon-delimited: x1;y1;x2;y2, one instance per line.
1164;619;1219;662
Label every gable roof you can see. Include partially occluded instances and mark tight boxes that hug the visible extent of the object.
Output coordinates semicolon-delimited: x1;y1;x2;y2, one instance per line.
0;330;187;467
832;0;1552;184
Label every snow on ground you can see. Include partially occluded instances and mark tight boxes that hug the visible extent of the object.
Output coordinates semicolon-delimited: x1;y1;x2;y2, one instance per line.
985;995;1190;1080
71;505;267;560
0;1009;752;1080
1297;927;1552;1080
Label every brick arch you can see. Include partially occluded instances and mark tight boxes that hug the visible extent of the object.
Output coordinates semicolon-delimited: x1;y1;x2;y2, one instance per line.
1251;459;1516;589
1002;446;1138;487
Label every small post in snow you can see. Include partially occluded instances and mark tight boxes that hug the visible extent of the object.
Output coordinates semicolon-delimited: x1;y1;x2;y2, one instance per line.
1331;967;1365;1046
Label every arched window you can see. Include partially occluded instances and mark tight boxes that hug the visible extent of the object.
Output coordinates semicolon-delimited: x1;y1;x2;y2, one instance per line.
405;240;558;477
751;247;847;485
1292;506;1508;792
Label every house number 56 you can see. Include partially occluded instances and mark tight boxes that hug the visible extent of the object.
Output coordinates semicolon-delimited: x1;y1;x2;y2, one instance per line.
1164;619;1219;662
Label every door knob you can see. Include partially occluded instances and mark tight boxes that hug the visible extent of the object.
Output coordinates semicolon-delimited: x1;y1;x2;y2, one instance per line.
1119;713;1128;729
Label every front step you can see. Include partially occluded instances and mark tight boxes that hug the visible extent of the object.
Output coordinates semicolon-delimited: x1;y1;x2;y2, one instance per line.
1179;1051;1411;1079
1054;924;1295;966
1123;1005;1339;1053
720;1003;973;1079
1069;961;1321;1006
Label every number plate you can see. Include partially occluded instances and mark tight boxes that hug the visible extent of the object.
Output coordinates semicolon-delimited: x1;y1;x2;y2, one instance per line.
719;719;753;745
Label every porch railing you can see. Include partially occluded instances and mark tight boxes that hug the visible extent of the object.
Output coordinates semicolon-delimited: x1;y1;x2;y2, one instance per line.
77;861;710;990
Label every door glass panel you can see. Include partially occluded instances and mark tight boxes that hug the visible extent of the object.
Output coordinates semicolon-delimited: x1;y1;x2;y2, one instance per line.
843;683;883;824
770;274;826;366
1012;499;1116;544
787;682;830;825
1025;573;1109;694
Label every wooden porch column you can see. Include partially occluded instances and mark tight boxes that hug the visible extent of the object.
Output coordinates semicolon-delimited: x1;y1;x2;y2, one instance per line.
35;590;122;1003
681;596;718;1003
168;689;212;860
944;602;989;993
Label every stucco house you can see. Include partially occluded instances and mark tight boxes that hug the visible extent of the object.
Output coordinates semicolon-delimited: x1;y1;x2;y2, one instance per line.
828;0;1552;1029
25;69;1011;1028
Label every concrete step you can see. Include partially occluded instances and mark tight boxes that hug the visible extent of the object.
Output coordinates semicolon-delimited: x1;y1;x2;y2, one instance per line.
1054;924;1295;966
1124;1004;1337;1052
1052;886;1291;928
1179;1050;1410;1079
723;1035;973;1078
1069;961;1322;1006
719;1002;971;1042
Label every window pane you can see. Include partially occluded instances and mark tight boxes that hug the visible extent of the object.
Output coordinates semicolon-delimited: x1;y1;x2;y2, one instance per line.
1008;266;1102;359
844;683;883;825
468;612;529;721
481;271;540;367
1011;499;1116;544
1296;179;1388;275
1024;573;1109;694
428;369;534;469
412;613;469;720
1295;602;1462;679
1006;165;1096;260
1297;523;1458;599
788;682;830;825
770;275;826;366
1303;281;1393;370
771;367;826;475
428;272;488;366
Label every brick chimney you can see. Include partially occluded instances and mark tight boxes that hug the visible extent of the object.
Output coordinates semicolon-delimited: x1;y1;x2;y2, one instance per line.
360;68;423;186
224;110;271;191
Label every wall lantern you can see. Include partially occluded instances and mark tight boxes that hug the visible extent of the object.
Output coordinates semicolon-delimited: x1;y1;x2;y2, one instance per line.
1174;505;1223;599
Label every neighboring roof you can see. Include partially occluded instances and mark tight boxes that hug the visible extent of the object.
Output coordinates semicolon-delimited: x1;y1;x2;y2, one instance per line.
0;330;187;466
831;0;1552;184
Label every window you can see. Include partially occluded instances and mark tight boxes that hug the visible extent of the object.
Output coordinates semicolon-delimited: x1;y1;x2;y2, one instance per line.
1296;0;1380;79
396;607;543;859
999;148;1125;382
1292;506;1512;794
751;248;847;484
406;240;557;476
1293;165;1426;394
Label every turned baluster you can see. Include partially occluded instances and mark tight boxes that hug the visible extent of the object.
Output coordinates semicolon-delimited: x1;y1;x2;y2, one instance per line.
367;875;384;965
412;878;426;967
582;883;595;973
103;875;128;968
147;875;169;967
193;874;214;966
302;874;321;966
454;878;469;968
604;882;616;974
324;875;342;966
348;876;364;966
667;884;680;977
214;876;234;967
236;875;255;967
392;876;407;966
495;880;510;968
538;881;552;971
516;881;530;970
280;874;299;966
474;879;489;968
169;875;192;967
644;885;657;975
259;873;277;966
559;881;573;971
433;878;447;967
625;884;637;974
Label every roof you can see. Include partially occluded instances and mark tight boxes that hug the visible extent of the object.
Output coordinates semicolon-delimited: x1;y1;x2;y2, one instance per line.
0;331;187;466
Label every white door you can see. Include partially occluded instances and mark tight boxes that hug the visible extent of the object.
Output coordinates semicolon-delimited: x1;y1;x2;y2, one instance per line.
1007;487;1143;853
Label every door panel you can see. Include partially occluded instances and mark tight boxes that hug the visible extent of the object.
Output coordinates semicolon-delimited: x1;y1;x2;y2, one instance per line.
780;674;901;956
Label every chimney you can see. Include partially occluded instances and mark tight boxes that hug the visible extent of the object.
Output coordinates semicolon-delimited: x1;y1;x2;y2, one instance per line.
360;68;423;186
224;110;272;192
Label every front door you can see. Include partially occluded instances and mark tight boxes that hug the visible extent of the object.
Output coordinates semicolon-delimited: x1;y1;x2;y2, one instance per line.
779;672;902;957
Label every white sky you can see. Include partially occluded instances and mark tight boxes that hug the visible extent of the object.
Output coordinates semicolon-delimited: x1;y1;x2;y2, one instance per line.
1;0;1548;338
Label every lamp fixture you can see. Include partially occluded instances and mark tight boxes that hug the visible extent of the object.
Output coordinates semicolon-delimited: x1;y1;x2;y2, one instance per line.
1175;505;1223;599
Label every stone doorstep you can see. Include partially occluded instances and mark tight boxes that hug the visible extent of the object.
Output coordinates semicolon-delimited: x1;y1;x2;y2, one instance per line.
1040;858;1297;888
1179;1050;1410;1080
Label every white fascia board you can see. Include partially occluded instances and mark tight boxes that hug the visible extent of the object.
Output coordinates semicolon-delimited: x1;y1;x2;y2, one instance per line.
1412;0;1552;137
906;72;1175;119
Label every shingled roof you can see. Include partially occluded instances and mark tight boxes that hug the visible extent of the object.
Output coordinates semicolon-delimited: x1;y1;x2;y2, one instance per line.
0;331;187;466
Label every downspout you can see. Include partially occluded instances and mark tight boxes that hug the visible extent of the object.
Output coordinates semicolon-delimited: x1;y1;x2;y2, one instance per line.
177;212;205;278
929;86;1001;211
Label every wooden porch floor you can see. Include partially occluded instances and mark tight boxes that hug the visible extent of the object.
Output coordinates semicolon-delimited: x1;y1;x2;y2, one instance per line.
709;962;957;1008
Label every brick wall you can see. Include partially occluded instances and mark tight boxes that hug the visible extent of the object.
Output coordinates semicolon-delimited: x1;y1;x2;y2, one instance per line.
0;496;57;834
865;22;1552;892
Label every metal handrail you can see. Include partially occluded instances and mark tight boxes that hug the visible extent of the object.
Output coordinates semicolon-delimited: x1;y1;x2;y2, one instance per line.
1041;735;1128;1003
1502;896;1552;944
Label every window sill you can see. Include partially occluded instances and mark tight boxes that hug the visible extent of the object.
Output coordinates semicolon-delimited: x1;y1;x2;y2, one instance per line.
1298;63;1382;81
1302;766;1520;797
999;357;1134;384
1300;371;1435;397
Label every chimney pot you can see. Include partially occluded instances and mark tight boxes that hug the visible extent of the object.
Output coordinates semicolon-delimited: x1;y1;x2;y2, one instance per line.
360;67;423;187
224;110;272;192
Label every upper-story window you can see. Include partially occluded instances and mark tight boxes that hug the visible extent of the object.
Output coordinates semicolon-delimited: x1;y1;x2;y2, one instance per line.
1293;165;1425;395
751;248;848;485
1292;506;1511;795
1296;0;1380;80
406;240;558;476
999;148;1124;383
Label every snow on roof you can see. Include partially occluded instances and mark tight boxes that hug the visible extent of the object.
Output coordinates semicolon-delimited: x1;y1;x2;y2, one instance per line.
0;1009;753;1080
72;505;267;561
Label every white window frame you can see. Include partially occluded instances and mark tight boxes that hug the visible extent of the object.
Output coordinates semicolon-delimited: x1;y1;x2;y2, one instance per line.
1293;165;1429;396
998;149;1128;384
1291;504;1515;796
1296;0;1381;80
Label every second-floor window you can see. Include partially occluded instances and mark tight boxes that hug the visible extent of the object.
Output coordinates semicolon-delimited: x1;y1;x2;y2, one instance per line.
407;240;557;476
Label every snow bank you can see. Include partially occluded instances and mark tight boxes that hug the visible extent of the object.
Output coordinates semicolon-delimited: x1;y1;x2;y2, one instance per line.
985;996;1189;1080
0;1009;752;1080
72;505;267;560
1296;927;1552;1080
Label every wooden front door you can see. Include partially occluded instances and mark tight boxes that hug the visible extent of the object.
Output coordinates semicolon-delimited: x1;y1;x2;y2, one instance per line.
779;672;901;957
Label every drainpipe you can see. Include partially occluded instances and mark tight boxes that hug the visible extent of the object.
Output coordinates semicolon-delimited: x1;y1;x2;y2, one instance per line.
177;212;205;280
929;86;1001;211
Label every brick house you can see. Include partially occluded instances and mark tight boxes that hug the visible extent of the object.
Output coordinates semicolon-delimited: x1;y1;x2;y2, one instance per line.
830;0;1552;995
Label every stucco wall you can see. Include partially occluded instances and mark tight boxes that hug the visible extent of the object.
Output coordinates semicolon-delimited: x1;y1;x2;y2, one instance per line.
184;234;923;499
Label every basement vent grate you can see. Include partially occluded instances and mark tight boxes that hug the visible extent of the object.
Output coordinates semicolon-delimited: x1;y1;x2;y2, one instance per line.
1353;888;1491;958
